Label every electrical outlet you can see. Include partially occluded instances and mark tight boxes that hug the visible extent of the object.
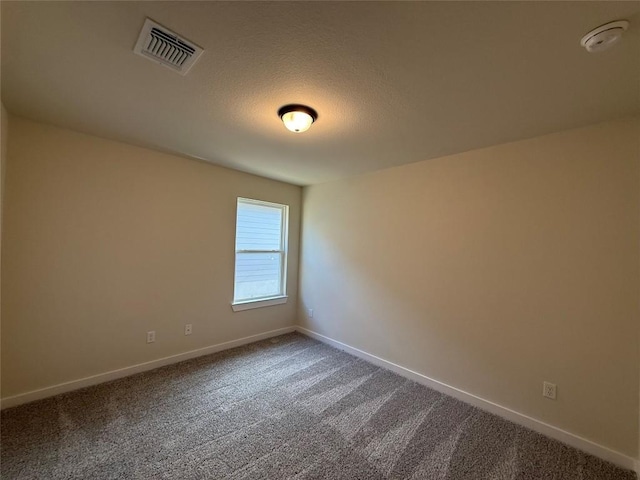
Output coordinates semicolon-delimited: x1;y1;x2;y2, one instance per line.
308;308;313;318
184;324;192;335
147;330;156;343
543;381;557;400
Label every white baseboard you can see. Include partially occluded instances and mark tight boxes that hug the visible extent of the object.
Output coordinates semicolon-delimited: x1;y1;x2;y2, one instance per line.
295;326;638;473
2;324;636;472
0;326;296;410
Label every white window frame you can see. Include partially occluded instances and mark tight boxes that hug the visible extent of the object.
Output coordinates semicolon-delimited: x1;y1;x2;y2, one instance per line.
231;197;289;311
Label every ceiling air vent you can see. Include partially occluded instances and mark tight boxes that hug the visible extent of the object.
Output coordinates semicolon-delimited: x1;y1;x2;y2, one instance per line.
133;18;204;75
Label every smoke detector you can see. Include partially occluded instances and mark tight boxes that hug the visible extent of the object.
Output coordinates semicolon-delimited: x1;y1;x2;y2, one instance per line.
580;20;629;53
133;18;204;75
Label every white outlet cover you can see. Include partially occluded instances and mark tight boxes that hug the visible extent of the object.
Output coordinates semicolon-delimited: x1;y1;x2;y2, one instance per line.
184;324;192;335
147;330;156;343
543;381;557;400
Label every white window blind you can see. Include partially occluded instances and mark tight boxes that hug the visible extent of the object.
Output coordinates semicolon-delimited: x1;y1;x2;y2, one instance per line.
233;198;288;304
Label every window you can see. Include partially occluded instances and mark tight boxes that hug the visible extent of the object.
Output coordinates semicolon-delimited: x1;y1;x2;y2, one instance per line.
232;198;288;311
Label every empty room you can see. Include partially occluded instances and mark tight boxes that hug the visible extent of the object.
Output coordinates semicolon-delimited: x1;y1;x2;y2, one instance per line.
1;1;639;479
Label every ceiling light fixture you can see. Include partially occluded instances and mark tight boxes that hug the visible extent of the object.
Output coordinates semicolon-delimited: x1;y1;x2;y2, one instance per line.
580;20;629;53
278;104;318;133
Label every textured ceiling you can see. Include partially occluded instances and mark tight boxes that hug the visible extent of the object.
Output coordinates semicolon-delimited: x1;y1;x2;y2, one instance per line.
2;1;639;185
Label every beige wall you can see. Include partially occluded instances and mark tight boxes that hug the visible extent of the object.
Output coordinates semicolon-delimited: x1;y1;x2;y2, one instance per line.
1;104;7;202
1;116;301;398
1;104;7;400
298;117;640;458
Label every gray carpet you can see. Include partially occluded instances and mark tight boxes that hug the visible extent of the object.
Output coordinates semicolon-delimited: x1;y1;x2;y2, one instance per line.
1;332;635;479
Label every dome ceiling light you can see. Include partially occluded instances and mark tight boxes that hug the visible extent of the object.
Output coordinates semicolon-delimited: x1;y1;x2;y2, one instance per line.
278;104;318;133
580;20;629;53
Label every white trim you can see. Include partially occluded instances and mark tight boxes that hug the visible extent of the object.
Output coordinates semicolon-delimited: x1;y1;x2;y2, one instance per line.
231;295;288;311
0;326;295;410
295;326;638;472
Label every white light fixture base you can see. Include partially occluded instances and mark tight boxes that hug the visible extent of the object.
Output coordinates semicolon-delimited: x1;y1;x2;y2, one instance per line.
580;20;629;53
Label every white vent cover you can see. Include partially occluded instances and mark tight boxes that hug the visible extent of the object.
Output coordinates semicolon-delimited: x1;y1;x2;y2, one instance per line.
133;18;204;75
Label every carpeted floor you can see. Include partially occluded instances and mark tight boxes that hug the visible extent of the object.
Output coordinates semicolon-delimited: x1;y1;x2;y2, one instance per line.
1;332;635;479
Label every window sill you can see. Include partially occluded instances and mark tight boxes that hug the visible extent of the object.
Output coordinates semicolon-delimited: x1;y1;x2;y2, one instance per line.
231;296;288;312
